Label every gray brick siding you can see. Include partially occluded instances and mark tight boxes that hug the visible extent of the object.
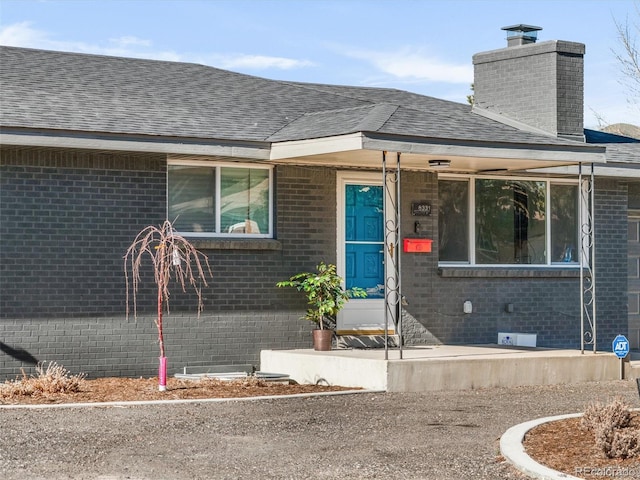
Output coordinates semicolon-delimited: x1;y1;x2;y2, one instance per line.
0;148;334;379
0;149;166;318
473;41;585;138
0;312;308;379
592;178;629;348
0;146;628;380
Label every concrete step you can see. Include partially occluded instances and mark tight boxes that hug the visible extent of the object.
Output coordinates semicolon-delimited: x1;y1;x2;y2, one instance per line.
261;346;621;392
625;361;640;380
336;334;399;349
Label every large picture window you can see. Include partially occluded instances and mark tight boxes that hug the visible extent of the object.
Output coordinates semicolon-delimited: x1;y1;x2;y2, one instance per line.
438;177;579;266
168;162;272;237
438;179;469;262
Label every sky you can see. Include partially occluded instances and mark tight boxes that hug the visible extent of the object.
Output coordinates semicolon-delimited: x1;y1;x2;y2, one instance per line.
1;0;638;129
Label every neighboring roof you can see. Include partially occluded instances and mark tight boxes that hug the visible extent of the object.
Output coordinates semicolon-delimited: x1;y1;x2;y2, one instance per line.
585;129;640;144
530;129;640;176
0;45;599;153
584;129;640;165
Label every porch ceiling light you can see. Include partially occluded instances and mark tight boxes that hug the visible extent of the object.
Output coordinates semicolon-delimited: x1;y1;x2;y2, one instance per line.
429;159;451;169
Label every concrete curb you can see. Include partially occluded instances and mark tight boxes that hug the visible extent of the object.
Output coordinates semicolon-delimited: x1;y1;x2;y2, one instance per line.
0;388;384;410
500;413;583;480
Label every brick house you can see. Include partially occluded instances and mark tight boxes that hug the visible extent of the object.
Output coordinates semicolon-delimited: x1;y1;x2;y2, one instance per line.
1;26;639;379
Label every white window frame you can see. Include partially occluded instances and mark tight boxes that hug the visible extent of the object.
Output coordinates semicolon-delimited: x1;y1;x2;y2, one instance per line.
167;159;273;238
439;174;582;267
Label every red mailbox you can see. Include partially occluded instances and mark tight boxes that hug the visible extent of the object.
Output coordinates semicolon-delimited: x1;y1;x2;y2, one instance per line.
403;238;432;253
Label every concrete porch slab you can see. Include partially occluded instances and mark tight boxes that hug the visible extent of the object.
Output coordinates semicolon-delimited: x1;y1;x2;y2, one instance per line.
260;345;620;392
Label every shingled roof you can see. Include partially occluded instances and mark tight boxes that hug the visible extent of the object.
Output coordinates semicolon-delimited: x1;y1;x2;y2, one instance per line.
0;46;596;150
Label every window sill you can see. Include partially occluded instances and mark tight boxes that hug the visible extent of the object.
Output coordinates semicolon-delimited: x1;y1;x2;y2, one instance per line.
437;266;581;278
188;238;282;251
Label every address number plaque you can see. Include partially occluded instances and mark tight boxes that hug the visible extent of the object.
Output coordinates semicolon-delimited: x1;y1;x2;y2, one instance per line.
411;201;431;216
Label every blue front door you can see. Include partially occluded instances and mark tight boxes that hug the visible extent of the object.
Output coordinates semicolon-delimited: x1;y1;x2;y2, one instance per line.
345;184;384;297
337;173;389;334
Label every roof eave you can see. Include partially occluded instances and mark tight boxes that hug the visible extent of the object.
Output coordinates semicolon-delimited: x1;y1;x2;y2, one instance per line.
0;127;271;160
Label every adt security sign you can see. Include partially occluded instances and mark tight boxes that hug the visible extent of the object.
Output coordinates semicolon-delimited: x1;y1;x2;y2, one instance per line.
612;334;630;359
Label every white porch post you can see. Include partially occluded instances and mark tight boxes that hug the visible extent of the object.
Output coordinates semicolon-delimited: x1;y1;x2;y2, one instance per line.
579;162;597;353
383;151;403;360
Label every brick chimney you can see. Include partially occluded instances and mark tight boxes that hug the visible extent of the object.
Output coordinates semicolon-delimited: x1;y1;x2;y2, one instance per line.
472;25;585;141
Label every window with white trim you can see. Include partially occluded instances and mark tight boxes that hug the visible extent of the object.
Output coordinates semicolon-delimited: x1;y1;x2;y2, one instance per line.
167;161;273;237
438;176;579;265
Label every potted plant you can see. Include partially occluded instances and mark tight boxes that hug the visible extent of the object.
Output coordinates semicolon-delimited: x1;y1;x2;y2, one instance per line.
277;262;366;350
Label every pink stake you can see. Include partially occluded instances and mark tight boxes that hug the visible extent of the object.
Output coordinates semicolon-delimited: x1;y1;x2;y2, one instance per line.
158;356;167;391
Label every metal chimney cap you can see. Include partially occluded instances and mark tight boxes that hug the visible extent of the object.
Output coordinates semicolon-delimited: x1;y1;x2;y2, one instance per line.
501;24;542;46
501;24;543;33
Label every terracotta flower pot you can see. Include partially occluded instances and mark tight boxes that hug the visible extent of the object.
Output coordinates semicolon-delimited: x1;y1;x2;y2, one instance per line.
312;329;333;351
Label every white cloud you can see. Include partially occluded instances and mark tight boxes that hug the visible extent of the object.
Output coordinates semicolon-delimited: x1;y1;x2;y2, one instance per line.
0;21;51;48
216;54;315;70
0;21;165;58
109;36;152;48
343;46;473;84
0;22;314;71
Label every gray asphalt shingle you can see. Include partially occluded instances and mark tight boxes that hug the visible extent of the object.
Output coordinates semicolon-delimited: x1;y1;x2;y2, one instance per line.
0;46;366;141
601;143;640;164
1;45;637;163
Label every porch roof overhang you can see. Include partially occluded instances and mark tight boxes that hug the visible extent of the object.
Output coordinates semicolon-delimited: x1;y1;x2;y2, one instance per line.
2;128;607;173
270;132;606;173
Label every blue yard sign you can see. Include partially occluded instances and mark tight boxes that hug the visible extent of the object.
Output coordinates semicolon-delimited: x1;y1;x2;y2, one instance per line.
612;335;630;359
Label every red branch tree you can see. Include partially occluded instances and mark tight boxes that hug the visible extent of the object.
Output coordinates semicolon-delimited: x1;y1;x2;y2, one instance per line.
124;220;212;391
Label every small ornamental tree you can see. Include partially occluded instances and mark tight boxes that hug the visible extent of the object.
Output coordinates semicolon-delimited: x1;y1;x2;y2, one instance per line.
124;220;212;391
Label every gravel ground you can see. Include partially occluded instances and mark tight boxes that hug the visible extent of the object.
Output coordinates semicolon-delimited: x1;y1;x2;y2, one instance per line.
1;380;639;480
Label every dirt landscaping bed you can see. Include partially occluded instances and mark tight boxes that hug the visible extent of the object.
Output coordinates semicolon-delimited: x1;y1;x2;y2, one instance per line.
524;413;640;479
0;375;357;405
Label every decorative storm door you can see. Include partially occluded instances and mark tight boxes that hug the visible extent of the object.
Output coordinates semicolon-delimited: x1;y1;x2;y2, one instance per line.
337;173;389;334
